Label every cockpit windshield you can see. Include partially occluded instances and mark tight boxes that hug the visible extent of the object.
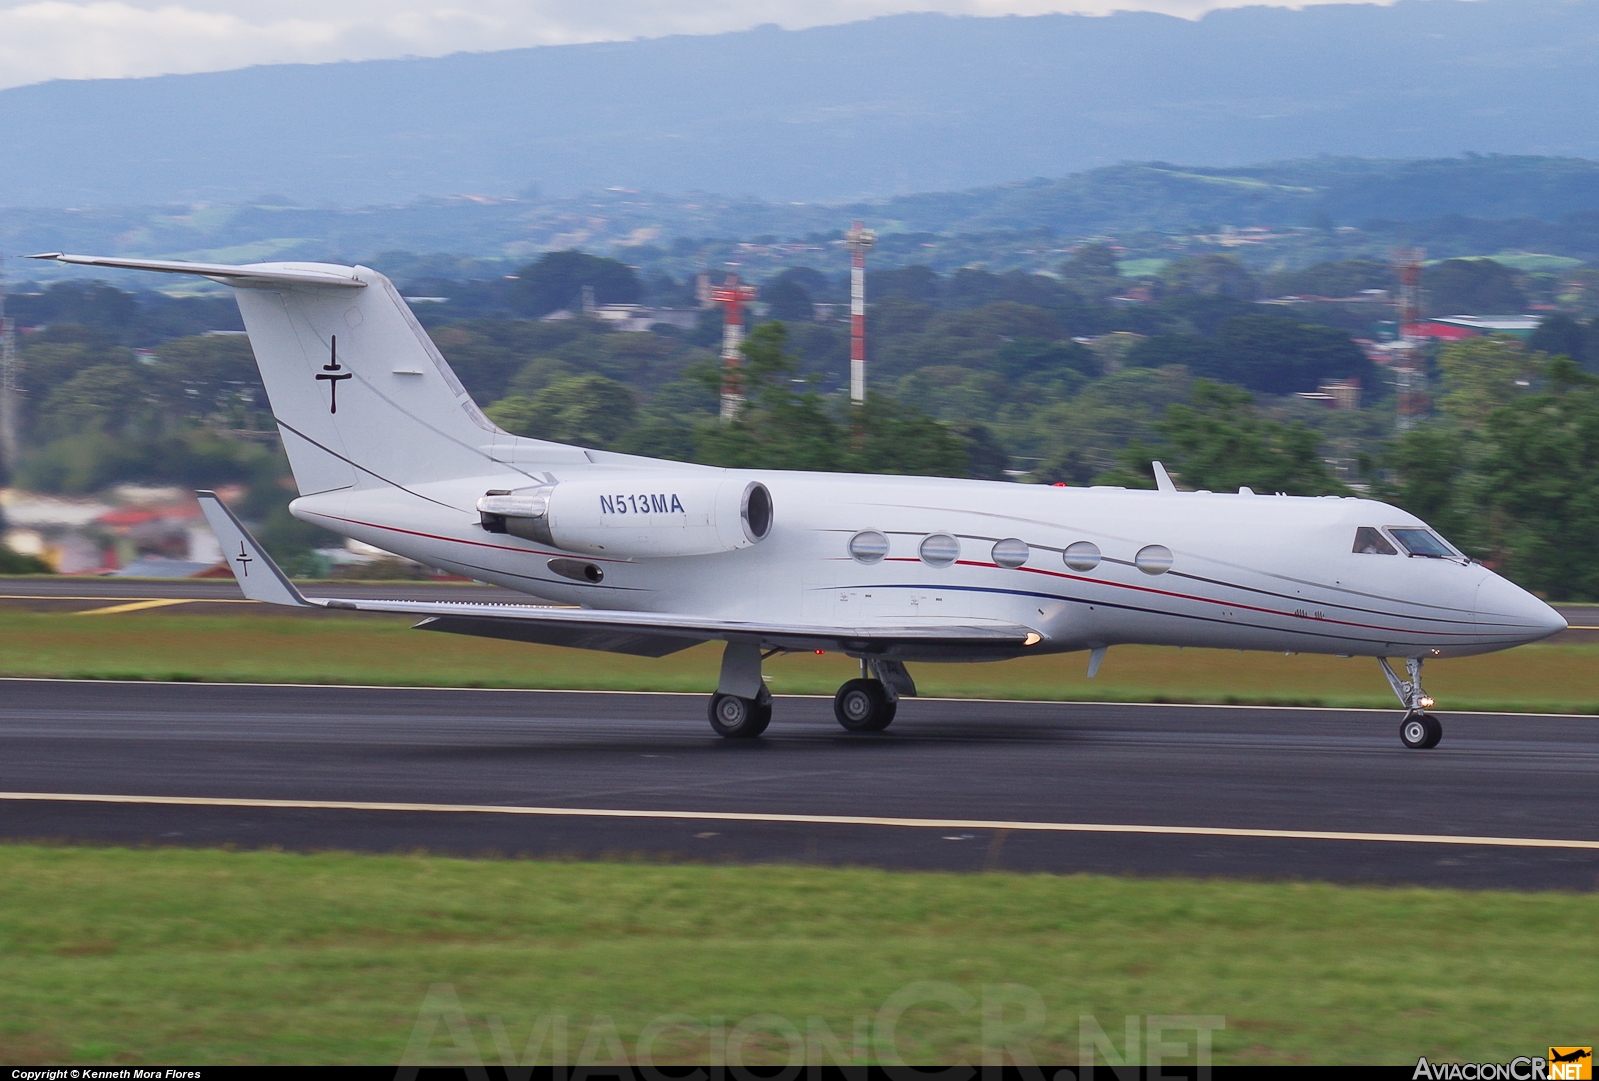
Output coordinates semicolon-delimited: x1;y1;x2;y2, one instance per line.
1352;527;1397;555
1388;527;1460;559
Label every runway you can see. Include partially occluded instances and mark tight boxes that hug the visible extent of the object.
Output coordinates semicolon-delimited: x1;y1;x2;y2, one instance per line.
2;679;1596;889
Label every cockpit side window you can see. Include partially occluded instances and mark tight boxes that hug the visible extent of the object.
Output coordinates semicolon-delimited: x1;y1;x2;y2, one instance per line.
1353;527;1398;555
1388;527;1460;558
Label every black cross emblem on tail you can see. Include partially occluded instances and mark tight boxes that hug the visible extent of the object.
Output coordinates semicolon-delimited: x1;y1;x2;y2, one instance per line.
316;334;352;413
234;541;253;578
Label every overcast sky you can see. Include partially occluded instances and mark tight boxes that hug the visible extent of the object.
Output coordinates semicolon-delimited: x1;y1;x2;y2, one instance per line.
0;0;1401;91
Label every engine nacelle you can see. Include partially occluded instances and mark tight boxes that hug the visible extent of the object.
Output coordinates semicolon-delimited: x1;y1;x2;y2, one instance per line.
478;476;772;559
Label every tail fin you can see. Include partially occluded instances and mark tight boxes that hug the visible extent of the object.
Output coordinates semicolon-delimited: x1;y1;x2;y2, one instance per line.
31;254;516;496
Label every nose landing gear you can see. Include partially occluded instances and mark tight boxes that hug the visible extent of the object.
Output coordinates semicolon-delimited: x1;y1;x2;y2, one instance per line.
1380;657;1442;749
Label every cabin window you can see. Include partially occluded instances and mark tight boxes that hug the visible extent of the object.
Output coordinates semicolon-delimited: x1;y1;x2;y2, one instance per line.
920;533;961;568
1352;527;1397;555
1389;527;1458;558
1134;544;1173;575
1063;540;1101;572
991;538;1030;568
849;530;889;564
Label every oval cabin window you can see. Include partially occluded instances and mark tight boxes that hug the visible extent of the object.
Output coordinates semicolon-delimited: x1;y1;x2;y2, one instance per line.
848;531;889;564
991;538;1030;568
920;533;960;568
1063;541;1101;572
1134;544;1174;575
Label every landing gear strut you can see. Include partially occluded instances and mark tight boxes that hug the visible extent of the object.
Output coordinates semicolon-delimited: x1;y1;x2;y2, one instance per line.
833;658;915;733
1379;657;1442;750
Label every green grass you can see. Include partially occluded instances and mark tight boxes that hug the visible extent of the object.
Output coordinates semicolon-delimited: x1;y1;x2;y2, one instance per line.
0;609;1595;712
1;845;1593;1066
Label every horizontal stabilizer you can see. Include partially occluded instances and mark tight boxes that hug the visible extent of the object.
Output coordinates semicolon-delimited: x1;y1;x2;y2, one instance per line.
28;253;365;289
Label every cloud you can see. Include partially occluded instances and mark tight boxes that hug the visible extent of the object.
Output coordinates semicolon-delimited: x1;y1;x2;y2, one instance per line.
0;0;1400;91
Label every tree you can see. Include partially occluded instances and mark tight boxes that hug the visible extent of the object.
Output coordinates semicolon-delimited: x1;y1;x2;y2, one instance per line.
1526;312;1593;371
38;365;147;440
1472;358;1599;599
1058;243;1123;304
1435;336;1535;426
1209;314;1372;396
505;251;642;318
484;374;637;448
762;277;815;322
867;265;941;303
1379;427;1472;545
1159;254;1258;300
1424;259;1526;316
1263;259;1396;299
1103;381;1347;495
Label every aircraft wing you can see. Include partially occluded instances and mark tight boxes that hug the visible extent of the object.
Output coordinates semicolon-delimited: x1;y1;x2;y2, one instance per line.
197;492;1041;659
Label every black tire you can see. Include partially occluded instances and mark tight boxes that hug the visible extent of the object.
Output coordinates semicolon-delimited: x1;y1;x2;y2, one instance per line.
708;688;771;738
834;678;895;732
1400;712;1442;750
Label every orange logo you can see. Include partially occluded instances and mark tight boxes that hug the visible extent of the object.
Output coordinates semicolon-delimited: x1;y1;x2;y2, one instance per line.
1549;1047;1592;1081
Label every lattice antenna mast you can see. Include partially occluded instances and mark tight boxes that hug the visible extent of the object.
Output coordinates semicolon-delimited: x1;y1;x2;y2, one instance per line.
845;220;876;406
711;274;758;423
1394;247;1425;337
0;253;19;477
1393;247;1429;431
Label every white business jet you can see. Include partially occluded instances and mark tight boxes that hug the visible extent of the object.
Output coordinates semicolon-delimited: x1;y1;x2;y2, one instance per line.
32;254;1566;747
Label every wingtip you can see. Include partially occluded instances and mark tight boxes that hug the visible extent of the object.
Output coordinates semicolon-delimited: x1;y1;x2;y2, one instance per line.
26;252;63;260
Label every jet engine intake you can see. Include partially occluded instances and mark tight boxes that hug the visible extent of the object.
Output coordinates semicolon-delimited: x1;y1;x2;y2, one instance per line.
479;477;772;559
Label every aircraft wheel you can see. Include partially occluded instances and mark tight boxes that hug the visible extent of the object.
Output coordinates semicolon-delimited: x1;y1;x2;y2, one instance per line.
834;679;896;732
708;688;771;738
1400;712;1442;750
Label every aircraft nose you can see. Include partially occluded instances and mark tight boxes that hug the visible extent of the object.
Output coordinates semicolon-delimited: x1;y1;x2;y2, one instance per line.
1475;572;1566;642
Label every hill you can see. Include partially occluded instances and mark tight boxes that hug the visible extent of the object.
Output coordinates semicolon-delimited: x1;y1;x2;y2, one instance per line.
3;0;1599;207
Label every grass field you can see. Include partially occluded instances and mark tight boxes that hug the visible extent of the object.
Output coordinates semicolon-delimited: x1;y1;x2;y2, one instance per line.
2;845;1593;1066
0;608;1594;712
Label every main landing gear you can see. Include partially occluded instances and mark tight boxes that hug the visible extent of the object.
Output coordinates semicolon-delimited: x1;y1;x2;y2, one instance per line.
703;642;917;739
708;685;772;738
833;658;914;734
1380;657;1442;750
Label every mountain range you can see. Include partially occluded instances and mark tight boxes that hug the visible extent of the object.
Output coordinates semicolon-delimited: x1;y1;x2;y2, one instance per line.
3;0;1599;207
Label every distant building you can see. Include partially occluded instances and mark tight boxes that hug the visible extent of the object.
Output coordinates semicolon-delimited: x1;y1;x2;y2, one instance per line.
1403;315;1542;341
540;303;698;333
1297;377;1361;410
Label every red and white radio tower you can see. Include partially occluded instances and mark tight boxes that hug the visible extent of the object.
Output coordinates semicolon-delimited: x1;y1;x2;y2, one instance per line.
1393;248;1429;430
845;220;876;407
711;274;758;423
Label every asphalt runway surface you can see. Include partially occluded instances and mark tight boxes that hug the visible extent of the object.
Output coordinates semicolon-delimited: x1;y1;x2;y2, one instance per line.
2;679;1596;890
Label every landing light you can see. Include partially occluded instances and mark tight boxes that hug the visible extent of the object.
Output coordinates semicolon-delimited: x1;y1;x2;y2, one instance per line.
1023;632;1042;646
1418;696;1435;709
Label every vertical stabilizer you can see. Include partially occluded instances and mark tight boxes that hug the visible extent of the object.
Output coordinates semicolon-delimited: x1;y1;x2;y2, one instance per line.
27;254;523;497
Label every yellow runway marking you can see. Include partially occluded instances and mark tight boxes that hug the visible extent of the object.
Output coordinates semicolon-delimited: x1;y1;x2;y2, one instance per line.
3;791;1597;850
74;599;195;615
0;594;256;604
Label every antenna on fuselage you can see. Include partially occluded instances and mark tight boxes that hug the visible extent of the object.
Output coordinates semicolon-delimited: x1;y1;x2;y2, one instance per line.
1152;460;1177;493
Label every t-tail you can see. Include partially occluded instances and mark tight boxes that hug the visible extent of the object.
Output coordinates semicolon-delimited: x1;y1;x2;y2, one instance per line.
27;253;567;496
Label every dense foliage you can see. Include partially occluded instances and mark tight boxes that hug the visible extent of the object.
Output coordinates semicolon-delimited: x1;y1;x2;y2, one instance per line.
6;247;1599;596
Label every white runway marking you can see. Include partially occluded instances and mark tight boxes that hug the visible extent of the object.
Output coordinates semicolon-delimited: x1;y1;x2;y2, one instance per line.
3;791;1597;850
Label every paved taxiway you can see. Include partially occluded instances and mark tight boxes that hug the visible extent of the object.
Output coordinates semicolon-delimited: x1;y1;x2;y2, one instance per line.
2;679;1595;889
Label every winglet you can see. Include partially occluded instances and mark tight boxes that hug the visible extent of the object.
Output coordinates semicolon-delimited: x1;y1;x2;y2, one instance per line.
195;491;314;607
1152;461;1177;493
